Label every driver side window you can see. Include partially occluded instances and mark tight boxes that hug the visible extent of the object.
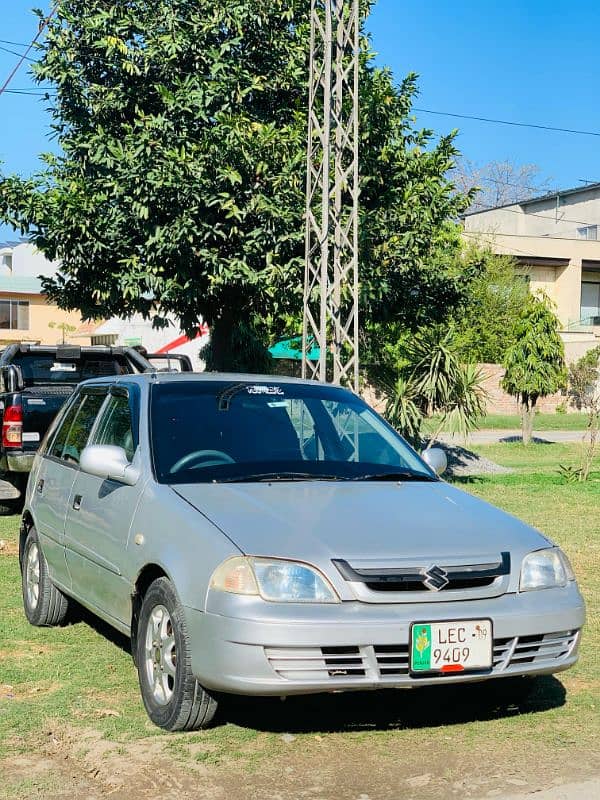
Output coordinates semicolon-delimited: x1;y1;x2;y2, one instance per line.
92;394;135;462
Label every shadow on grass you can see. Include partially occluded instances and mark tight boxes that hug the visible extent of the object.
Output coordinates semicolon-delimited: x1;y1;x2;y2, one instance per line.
499;436;554;445
218;675;566;734
69;603;132;656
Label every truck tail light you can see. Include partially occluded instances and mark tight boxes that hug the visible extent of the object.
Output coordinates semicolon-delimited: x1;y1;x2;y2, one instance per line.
3;404;23;448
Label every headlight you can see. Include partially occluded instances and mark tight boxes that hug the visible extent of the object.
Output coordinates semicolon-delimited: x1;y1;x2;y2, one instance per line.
210;556;340;603
520;548;574;591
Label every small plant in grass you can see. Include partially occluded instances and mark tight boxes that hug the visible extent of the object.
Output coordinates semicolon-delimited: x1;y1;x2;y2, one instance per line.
568;345;600;482
502;293;567;445
556;464;582;484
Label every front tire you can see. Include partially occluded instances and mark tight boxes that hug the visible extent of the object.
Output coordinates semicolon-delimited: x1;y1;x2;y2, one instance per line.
21;526;70;626
136;577;218;731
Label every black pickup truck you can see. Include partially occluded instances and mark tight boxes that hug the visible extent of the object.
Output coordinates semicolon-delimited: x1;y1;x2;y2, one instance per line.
0;343;191;514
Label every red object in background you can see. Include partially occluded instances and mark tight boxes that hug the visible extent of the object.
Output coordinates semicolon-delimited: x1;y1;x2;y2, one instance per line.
2;404;23;448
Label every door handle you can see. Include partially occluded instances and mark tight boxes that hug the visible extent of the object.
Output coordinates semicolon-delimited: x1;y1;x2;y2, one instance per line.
37;479;44;494
72;494;83;511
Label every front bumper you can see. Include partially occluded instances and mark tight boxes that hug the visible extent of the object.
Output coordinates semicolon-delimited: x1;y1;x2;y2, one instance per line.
185;583;585;695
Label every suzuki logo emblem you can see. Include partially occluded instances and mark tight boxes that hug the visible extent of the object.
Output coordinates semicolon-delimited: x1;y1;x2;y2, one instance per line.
423;565;449;592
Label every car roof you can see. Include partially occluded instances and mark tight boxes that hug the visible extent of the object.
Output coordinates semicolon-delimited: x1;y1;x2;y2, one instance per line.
79;371;342;390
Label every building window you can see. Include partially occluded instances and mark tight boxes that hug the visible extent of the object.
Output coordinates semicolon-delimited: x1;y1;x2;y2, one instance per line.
581;282;600;324
0;300;29;330
577;225;598;241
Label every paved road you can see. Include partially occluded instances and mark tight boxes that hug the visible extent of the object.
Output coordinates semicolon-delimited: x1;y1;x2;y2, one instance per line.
440;429;584;446
493;778;600;799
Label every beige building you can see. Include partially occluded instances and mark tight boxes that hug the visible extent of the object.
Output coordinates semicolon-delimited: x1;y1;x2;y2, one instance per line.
463;182;600;362
0;241;90;346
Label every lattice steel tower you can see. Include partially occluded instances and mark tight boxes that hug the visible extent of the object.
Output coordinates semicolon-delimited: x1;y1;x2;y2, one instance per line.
302;0;360;391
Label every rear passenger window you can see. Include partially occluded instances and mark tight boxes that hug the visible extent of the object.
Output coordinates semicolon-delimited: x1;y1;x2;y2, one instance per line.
48;396;84;459
92;395;135;462
49;393;107;465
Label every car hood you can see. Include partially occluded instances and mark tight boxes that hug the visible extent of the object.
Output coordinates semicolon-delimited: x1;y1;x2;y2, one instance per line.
172;481;550;564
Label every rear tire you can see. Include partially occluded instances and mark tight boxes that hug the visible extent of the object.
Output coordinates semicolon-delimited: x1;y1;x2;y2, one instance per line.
21;526;70;626
136;577;218;732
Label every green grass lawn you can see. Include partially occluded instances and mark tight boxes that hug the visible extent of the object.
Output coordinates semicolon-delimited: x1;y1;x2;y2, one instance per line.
1;443;598;797
424;412;590;432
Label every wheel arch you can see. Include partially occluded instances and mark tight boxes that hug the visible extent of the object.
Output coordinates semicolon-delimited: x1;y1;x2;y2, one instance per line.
131;562;174;660
19;509;35;568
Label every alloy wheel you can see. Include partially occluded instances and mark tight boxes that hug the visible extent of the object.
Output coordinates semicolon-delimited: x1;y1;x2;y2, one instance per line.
144;604;177;705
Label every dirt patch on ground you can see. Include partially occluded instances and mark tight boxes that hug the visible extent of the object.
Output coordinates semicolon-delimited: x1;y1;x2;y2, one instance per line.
0;538;19;557
0;642;57;661
0;681;61;701
2;703;598;800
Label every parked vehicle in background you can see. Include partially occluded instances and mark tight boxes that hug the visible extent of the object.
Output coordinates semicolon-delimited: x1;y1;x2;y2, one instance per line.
20;373;585;732
0;344;153;513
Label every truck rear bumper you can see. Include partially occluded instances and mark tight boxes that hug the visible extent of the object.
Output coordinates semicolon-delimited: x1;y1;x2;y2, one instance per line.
5;452;35;473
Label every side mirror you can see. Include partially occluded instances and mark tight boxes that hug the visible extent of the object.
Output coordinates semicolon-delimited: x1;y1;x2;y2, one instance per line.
80;445;139;486
422;447;448;476
0;364;24;393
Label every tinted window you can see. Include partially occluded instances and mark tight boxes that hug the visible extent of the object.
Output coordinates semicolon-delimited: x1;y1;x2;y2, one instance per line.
50;393;107;464
12;354;133;387
92;394;135;461
49;395;85;459
150;381;434;484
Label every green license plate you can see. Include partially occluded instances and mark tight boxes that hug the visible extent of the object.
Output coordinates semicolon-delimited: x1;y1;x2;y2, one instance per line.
411;619;493;674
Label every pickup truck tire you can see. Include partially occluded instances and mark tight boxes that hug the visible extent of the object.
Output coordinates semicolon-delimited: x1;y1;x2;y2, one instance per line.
136;577;219;731
21;526;70;626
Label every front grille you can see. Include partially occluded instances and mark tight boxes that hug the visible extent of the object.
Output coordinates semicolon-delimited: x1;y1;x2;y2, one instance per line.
333;553;510;594
508;630;578;666
365;577;496;592
373;644;409;676
265;630;579;682
265;646;367;680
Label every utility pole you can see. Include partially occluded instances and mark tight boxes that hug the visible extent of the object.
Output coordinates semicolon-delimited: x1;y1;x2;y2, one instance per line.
302;0;360;391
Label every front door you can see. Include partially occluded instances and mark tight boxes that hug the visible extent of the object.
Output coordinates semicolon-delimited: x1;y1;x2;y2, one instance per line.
64;386;142;625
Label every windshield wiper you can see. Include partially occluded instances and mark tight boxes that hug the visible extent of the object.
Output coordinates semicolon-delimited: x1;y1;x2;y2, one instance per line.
351;471;436;482
213;472;347;484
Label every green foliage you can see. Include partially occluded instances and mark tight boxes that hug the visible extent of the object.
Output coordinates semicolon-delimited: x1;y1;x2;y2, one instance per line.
557;464;583;484
568;345;600;411
0;1;473;371
451;247;530;364
567;346;600;481
502;293;567;445
369;327;487;445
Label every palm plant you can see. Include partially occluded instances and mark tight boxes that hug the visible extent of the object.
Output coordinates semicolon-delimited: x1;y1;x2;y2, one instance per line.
368;327;488;447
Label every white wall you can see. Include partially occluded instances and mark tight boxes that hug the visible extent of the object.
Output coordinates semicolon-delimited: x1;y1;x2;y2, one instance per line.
464;186;600;240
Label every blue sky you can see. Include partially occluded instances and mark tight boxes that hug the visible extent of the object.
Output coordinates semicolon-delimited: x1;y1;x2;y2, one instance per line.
2;0;600;237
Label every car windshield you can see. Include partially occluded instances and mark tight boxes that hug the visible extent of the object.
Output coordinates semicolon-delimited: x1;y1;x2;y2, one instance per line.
150;381;435;484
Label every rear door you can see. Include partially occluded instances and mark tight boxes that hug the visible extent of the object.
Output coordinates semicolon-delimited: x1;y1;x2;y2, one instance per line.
33;388;107;588
64;385;143;625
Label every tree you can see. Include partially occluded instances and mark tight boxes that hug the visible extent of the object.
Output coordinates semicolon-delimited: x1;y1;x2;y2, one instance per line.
450;245;530;364
568;346;600;481
0;1;473;372
48;320;77;344
502;294;567;445
453;159;553;212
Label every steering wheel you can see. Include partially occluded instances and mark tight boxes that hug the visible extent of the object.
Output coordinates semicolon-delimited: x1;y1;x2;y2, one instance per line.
169;450;236;474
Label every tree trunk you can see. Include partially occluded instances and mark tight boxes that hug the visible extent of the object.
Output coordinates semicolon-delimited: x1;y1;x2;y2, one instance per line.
201;316;273;374
521;399;535;445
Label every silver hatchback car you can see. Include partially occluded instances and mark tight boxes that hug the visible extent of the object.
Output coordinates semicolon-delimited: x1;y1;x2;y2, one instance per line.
21;373;585;731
